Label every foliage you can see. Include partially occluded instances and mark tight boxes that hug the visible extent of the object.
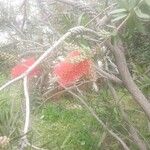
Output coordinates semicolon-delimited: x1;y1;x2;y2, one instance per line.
111;0;150;32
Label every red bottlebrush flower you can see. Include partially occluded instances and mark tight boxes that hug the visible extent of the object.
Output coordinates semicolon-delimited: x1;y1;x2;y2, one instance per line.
53;50;92;86
11;57;41;78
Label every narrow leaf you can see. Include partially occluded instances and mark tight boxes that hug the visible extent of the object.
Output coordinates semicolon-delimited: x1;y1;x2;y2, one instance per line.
112;14;127;22
128;0;140;9
144;0;150;6
134;7;150;20
117;0;129;10
110;8;127;15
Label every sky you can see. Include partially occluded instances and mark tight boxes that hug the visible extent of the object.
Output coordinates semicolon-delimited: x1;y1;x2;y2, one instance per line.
0;0;28;44
0;32;9;44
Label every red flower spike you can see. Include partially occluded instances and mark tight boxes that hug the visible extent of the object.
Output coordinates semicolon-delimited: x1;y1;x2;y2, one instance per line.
53;50;92;86
11;57;41;78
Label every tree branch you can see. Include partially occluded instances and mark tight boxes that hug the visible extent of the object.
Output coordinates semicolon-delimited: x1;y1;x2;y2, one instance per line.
108;81;148;150
107;40;150;121
23;77;30;135
95;65;123;84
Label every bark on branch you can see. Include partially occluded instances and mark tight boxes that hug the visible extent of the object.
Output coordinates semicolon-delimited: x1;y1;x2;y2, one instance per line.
108;82;148;150
108;40;150;121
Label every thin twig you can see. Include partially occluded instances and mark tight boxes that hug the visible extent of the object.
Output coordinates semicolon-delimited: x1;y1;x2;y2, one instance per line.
95;65;122;84
85;3;116;27
23;76;30;135
20;77;46;150
65;88;130;150
0;75;24;91
116;14;130;32
108;81;148;150
19;76;30;150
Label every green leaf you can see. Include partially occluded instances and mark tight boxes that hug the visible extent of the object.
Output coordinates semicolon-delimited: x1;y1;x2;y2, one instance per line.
144;0;150;6
126;15;136;32
134;7;150;20
117;0;129;10
110;8;127;15
80;43;91;52
112;14;127;22
136;20;146;33
133;15;146;33
128;0;140;9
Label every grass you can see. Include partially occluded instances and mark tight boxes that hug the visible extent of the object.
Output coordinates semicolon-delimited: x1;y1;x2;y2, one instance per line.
31;101;102;150
0;73;150;150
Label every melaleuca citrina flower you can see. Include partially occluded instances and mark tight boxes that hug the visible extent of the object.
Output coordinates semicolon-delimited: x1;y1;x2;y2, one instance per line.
11;57;41;78
53;50;92;86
